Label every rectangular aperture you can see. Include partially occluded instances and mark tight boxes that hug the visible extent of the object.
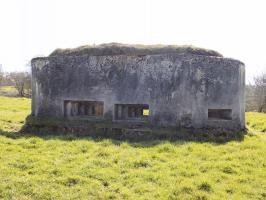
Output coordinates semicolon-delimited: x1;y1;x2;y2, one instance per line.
114;104;149;121
64;100;103;118
208;109;232;120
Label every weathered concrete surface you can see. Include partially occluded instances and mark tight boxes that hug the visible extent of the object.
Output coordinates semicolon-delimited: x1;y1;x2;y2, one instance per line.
31;44;245;130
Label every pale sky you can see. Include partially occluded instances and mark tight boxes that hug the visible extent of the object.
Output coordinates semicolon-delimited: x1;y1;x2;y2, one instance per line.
0;0;266;83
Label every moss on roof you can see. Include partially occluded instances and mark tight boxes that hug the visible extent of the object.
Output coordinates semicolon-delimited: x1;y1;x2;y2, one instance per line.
49;43;223;57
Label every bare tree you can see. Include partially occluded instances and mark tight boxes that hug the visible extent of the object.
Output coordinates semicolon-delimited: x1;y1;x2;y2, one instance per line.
253;72;266;112
0;64;3;86
9;72;31;97
245;84;257;111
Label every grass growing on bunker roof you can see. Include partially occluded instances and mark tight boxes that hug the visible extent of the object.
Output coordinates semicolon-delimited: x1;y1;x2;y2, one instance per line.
0;96;265;199
49;43;223;57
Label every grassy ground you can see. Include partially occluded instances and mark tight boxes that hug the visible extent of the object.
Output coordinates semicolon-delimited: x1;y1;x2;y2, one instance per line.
0;86;16;92
0;96;265;200
246;112;266;132
0;86;17;96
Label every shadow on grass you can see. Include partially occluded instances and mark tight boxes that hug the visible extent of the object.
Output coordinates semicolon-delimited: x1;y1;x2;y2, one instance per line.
0;115;248;146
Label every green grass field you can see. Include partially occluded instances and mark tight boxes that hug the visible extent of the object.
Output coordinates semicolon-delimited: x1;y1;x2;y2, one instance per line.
0;86;16;92
0;96;265;200
0;86;17;96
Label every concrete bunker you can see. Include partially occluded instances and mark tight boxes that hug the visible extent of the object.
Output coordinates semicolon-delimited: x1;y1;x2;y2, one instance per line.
31;43;245;130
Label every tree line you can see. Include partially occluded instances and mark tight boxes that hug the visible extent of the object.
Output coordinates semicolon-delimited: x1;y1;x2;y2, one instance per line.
0;66;31;97
246;72;266;112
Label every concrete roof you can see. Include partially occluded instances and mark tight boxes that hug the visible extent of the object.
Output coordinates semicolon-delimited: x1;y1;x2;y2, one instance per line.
49;43;223;57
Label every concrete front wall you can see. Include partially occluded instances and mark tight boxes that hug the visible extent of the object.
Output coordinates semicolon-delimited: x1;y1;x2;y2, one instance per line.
31;54;245;129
